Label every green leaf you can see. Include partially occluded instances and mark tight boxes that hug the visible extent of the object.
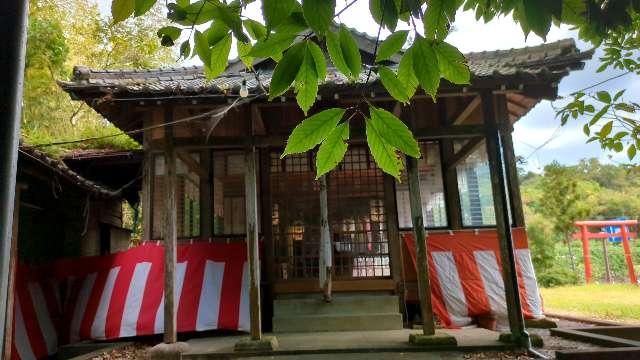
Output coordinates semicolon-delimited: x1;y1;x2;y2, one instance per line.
582;123;590;136
628;144;637;160
412;37;440;99
294;45;319;114
303;0;335;36
326;30;351;78
521;0;553;39
590;104;610;125
244;19;267;41
307;41;327;82
369;105;420;158
212;1;248;43
112;0;134;23
248;32;296;58
194;30;211;66
179;41;191;59
424;0;457;40
378;66;410;104
205;33;232;79
366;119;402;179
316;122;350;179
370;0;399;31
376;30;408;63
612;89;626;102
596;91;612;103
434;41;470;84
237;40;253;68
282;108;346;157
397;47;418;98
263;0;297;29
273;9;308;35
269;42;307;99
339;25;362;79
599;121;613;138
206;21;231;45
134;0;156;16
157;26;182;46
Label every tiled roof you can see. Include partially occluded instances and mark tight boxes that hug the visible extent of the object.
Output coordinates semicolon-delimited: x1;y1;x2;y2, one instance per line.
18;145;122;198
59;38;592;97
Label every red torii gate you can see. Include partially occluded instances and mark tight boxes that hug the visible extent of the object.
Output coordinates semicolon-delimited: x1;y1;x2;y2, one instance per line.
574;220;638;284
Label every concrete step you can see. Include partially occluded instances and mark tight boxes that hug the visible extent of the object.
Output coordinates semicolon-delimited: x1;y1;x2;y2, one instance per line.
273;294;400;316
272;313;404;332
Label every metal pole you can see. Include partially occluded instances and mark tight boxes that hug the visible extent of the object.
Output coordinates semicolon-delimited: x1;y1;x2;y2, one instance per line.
0;0;29;351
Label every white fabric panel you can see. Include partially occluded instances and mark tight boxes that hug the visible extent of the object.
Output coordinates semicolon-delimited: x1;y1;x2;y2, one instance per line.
431;251;471;326
474;250;508;329
70;273;97;342
14;299;37;360
238;261;250;331
28;283;57;355
516;249;544;318
119;262;152;337
196;260;225;331
91;267;121;339
154;262;187;334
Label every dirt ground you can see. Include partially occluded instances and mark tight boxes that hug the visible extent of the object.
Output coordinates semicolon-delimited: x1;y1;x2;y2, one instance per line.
87;318;603;359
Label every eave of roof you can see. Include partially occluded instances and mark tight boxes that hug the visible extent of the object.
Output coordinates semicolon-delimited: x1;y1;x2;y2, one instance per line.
58;38;593;100
18;145;122;198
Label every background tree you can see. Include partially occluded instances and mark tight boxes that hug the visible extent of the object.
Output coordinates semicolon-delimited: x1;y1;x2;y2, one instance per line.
23;0;175;155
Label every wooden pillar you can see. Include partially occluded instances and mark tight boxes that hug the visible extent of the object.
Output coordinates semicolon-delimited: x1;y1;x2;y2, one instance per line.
406;156;435;335
141;119;153;240
163;111;178;344
482;91;528;346
200;150;213;238
3;184;24;360
383;174;405;313
496;95;525;228
318;175;332;301
245;146;262;340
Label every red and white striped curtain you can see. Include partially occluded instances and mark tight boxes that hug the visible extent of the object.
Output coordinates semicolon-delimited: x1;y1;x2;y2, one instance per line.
11;242;250;360
402;228;544;329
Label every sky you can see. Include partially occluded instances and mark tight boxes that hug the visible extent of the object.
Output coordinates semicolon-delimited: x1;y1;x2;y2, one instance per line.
96;0;638;172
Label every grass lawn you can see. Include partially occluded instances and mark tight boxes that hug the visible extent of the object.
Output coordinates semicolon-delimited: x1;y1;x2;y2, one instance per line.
540;284;640;324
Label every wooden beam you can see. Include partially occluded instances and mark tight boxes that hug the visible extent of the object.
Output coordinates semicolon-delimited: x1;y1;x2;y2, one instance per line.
452;95;481;125
383;174;405;314
318;175;332;302
251;104;266;136
244;146;262;340
406;156;435;336
438;101;463;230
445;137;485;171
481;91;528;347
163;111;178;344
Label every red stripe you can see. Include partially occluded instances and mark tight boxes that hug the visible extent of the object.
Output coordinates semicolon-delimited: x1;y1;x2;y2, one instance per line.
78;272;108;340
453;252;492;318
11;340;19;360
136;252;164;335
16;282;48;359
177;256;206;332
217;260;243;330
104;264;136;339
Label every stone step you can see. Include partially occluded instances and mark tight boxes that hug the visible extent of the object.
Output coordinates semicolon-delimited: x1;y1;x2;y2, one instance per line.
273;295;400;316
272;313;404;333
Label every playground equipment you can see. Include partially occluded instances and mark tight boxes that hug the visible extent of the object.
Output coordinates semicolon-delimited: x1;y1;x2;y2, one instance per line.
574;220;638;284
